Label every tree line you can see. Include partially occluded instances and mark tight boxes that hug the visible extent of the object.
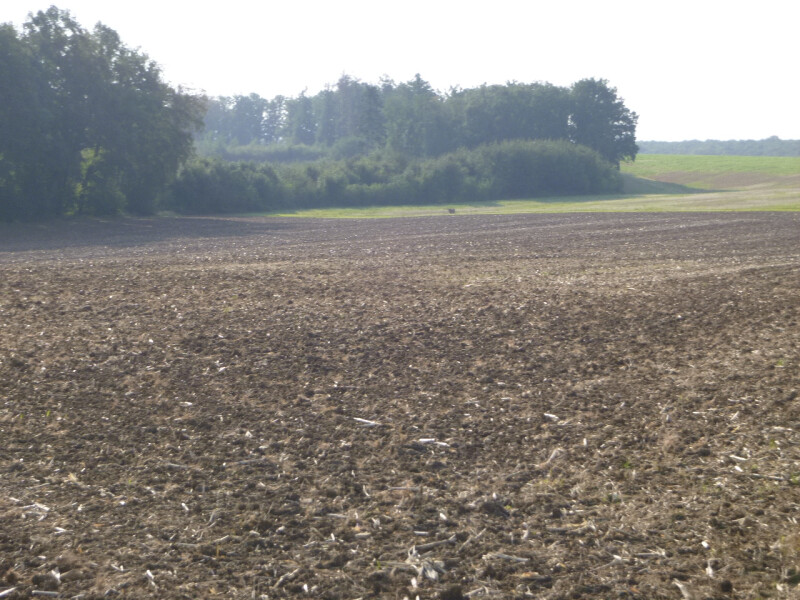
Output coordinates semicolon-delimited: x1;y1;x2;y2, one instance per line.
638;137;800;157
186;75;636;214
199;74;639;167
1;8;638;221
0;7;204;221
167;140;623;215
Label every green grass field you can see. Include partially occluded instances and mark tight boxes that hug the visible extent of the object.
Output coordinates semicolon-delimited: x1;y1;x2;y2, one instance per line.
269;154;800;218
622;154;800;189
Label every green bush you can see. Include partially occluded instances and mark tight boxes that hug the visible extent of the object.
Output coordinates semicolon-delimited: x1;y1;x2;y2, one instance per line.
168;159;285;214
170;140;620;214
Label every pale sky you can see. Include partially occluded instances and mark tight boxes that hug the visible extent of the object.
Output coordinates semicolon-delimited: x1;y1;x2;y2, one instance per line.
3;0;799;142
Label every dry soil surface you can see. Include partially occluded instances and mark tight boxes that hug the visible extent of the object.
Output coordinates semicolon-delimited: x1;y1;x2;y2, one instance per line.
1;213;799;599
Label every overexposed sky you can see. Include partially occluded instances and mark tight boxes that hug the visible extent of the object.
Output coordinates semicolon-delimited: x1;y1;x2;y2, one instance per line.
4;0;799;141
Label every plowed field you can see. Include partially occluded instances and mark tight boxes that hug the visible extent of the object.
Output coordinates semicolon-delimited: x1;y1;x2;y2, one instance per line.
1;213;799;599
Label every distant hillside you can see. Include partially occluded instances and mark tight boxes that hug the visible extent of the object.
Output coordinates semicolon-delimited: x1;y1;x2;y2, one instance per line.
638;137;800;157
621;154;800;192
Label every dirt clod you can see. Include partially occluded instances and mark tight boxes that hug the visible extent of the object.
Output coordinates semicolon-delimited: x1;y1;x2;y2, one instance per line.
1;213;799;598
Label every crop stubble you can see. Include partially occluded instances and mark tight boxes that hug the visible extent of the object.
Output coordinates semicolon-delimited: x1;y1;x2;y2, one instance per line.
1;213;799;599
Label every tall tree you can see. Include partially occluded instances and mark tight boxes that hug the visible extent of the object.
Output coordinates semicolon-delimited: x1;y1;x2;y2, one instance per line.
334;74;362;140
0;7;205;218
15;8;91;216
569;78;638;166
447;82;573;149
227;94;269;145
384;74;451;157
315;89;337;146
514;83;572;141
263;95;286;144
201;97;235;143
357;83;385;148
0;23;60;219
285;92;316;145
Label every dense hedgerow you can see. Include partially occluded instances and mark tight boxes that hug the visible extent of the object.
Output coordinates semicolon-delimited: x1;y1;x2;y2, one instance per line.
168;160;284;214
166;140;622;214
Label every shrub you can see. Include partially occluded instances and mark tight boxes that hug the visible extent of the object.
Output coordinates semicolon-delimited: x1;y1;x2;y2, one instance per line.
169;141;621;214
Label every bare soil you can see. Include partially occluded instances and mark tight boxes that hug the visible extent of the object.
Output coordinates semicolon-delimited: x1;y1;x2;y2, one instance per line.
1;213;799;599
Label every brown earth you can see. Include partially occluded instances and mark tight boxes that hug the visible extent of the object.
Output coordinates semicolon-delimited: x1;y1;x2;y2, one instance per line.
1;213;799;599
645;171;800;191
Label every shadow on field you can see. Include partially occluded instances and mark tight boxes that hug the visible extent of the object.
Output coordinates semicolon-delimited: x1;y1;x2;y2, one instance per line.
268;200;506;216
0;215;303;254
620;174;716;195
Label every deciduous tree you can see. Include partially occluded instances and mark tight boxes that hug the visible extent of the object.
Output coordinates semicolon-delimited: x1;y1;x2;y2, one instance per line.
569;78;638;166
0;7;205;219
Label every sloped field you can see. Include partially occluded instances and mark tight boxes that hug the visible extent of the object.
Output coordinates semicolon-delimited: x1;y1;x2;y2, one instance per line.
621;155;800;189
1;213;799;599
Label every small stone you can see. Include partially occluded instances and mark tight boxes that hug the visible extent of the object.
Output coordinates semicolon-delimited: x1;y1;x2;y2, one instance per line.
481;501;510;518
55;552;83;573
62;569;90;582
439;585;465;600
32;572;60;590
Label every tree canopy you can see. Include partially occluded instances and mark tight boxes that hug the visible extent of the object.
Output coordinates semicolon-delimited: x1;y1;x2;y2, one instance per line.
0;7;205;220
198;75;639;167
1;7;640;222
187;75;637;215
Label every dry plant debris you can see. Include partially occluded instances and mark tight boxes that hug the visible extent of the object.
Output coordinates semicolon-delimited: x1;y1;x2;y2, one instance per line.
1;212;799;599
